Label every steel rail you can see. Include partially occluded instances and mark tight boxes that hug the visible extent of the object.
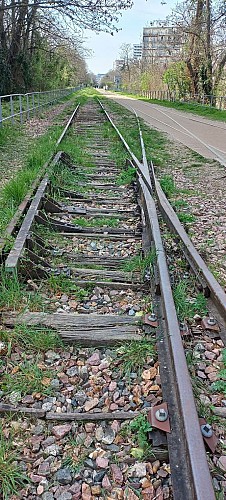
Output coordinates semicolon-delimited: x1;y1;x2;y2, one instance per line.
98;98;215;500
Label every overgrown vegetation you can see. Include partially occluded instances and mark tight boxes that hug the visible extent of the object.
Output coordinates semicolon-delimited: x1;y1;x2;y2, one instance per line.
212;349;226;396
160;174;177;198
0;359;54;396
72;216;120;228
47;273;92;298
0;324;62;353
116;166;136;186
117;340;156;377
122;250;156;278
0;425;28;499
173;279;208;321
0;269;43;312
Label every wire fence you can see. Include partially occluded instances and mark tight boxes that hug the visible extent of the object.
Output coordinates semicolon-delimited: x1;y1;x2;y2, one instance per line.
0;87;79;127
134;90;226;110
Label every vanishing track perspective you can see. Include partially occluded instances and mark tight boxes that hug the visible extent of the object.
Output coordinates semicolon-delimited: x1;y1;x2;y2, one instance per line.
0;95;226;500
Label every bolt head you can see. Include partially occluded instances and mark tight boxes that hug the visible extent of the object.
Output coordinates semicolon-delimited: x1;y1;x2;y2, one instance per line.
201;423;213;438
207;317;216;326
148;313;157;322
155;408;168;422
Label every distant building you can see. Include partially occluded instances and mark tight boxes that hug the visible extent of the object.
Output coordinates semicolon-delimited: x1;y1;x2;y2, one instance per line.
133;44;142;60
142;25;183;66
113;59;124;72
96;74;106;85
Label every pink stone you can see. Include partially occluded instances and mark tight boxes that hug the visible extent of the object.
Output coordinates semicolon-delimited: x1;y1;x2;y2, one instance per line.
52;424;72;439
110;464;123;485
109;381;117;391
204;351;216;361
30;474;44;483
96;456;109;468
197;371;206;379
207;372;217;382
81;482;92;500
110;403;118;411
37;485;44;495
85;423;96;433
84;398;99;412
205;366;216;374
111;420;120;433
87;352;100;366
102;474;112;491
218;456;226;472
126;488;139;500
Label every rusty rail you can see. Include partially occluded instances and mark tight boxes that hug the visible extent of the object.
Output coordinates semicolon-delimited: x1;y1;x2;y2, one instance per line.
98;98;215;500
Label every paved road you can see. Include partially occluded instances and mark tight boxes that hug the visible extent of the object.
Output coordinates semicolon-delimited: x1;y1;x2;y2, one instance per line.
99;91;226;165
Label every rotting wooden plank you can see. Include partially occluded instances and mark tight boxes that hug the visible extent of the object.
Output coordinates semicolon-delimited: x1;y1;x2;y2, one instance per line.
5;176;49;273
46;411;140;421
58;328;143;345
73;280;146;291
3;312;142;328
0;404;45;417
54;232;141;241
71;268;140;282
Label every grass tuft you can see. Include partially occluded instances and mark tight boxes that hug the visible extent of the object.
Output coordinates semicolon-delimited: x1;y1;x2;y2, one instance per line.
0;425;29;499
117;340;156;377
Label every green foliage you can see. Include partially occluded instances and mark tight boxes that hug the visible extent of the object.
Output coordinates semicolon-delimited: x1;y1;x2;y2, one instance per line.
160;174;177;197
163;61;191;97
117;340;156;376
129;414;152;448
212;349;226;395
0;324;62;353
178;212;196;224
47;274;89;299
72;216;120;228
0;425;28;499
122;250;156;277
173;280;208;321
1;360;54;396
116;167;136;185
0;268;43;312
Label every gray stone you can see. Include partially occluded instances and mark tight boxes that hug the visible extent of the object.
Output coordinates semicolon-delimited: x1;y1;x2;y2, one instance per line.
33;424;44;436
42;402;53;411
66;366;78;377
84;458;96;469
42;493;54;500
80;366;89;381
93;470;106;483
45;351;60;361
43;444;60;457
128;308;135;316
55;468;72;485
102;427;115;445
9;391;21;405
51;379;60;390
74;391;87;405
57;493;72;500
60;294;69;303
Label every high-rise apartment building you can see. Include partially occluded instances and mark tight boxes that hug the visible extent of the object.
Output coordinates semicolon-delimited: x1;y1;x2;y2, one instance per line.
133;44;142;60
142;25;182;66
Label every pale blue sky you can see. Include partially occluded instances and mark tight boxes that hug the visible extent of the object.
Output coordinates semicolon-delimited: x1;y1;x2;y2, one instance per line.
85;0;179;74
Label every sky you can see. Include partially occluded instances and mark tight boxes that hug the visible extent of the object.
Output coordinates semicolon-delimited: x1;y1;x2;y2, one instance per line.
84;0;179;75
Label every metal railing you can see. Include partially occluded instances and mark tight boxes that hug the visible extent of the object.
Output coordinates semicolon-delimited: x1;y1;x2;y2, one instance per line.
138;90;226;110
0;87;79;126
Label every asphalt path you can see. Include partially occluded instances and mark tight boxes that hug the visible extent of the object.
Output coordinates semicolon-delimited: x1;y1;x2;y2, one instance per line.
99;91;226;166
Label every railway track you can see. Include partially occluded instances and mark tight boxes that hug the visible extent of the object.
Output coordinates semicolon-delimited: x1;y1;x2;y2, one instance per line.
0;96;226;499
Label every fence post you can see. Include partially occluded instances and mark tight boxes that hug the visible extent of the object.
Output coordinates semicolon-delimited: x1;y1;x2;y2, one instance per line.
0;97;2;127
32;93;35;114
10;95;15;124
26;94;30;119
19;95;23;124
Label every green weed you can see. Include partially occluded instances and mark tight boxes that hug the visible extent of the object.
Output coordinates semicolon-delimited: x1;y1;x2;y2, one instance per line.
178;212;196;224
172;199;189;209
160;174;177;197
0;425;28;499
116;167;136;186
1;360;54;396
0;269;43;312
173;280;208;321
47;274;89;299
72;216;120;228
0;324;62;354
212;349;226;395
122;250;156;278
117;340;156;377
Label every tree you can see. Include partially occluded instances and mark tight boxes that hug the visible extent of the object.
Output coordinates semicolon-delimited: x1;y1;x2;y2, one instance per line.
0;0;133;93
163;61;191;97
167;0;226;95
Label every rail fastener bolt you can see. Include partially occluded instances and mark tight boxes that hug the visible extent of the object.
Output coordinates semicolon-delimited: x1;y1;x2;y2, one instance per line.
207;317;216;326
201;424;213;438
155;408;168;422
148;313;157;322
